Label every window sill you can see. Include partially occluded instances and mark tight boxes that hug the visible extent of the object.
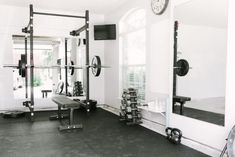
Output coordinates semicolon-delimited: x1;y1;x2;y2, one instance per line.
139;106;166;117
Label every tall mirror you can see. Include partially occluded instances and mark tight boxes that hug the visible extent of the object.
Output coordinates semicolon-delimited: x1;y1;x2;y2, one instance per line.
172;0;228;126
12;36;85;99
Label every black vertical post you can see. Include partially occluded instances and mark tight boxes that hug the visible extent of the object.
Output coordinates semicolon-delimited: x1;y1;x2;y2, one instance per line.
25;37;28;98
65;39;68;95
173;21;178;96
29;4;34;121
85;10;90;102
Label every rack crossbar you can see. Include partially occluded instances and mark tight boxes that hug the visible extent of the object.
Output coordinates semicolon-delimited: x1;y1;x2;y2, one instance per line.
33;12;86;19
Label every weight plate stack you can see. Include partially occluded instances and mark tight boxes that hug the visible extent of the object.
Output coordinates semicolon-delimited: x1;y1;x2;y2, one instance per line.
119;88;142;125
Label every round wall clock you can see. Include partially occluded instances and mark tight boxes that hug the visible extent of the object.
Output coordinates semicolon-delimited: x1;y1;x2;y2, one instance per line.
151;0;169;15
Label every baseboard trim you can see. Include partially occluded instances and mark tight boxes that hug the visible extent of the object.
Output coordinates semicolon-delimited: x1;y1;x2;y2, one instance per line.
102;104;167;135
181;137;222;157
102;104;222;157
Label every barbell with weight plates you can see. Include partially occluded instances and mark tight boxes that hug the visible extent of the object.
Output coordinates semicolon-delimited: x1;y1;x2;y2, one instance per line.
3;55;110;78
174;59;191;77
20;54;27;77
91;56;101;77
69;61;75;76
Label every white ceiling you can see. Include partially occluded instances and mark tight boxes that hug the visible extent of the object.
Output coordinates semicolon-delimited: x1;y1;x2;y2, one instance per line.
0;0;128;14
174;0;228;28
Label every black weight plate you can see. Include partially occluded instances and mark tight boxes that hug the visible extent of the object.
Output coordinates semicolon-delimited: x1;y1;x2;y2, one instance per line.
20;55;27;78
83;39;86;45
70;61;75;76
18;60;22;76
176;59;189;77
21;68;26;77
91;56;101;77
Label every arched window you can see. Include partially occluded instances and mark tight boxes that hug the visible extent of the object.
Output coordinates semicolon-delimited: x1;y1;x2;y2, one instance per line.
119;9;146;100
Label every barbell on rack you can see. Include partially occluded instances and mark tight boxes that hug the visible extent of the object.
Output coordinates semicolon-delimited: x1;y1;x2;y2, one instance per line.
3;55;109;77
174;59;191;77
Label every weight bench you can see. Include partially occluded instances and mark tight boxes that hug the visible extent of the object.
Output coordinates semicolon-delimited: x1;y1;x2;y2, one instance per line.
173;96;191;115
50;96;83;131
41;90;52;98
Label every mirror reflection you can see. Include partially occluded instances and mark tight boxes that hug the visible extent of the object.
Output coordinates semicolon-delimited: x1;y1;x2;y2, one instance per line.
172;0;228;126
12;36;86;99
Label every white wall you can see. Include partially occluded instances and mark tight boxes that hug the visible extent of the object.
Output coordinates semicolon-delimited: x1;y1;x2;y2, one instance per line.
104;0;235;156
226;0;235;133
104;0;170;108
104;0;170;136
177;24;227;99
1;0;235;156
168;0;231;156
0;4;105;111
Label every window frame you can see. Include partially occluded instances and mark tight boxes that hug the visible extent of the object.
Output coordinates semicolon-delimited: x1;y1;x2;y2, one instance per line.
119;8;146;101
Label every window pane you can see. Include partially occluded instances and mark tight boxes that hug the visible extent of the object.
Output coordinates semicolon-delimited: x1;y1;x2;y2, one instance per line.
126;29;146;65
120;9;146;34
13;44;53;99
119;9;146;100
127;66;146;100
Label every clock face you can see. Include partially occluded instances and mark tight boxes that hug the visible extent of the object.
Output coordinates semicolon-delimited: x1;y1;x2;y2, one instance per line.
151;0;169;15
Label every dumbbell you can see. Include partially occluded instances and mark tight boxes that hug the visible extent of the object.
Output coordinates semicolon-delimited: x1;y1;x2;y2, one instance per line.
120;105;126;111
127;114;132;119
126;100;138;106
126;107;132;113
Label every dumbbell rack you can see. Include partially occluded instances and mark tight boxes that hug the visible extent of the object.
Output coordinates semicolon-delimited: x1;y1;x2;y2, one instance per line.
119;88;142;125
73;81;83;96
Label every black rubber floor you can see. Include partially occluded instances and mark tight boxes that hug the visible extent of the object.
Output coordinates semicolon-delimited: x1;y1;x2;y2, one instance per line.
0;108;209;157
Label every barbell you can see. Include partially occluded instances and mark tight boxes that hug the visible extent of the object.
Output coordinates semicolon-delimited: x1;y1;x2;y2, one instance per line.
174;59;191;77
3;55;109;77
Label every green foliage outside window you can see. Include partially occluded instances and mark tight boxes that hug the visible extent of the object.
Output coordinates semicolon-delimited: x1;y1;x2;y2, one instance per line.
33;76;42;87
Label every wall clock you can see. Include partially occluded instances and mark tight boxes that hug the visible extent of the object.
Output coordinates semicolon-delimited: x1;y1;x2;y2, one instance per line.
151;0;169;15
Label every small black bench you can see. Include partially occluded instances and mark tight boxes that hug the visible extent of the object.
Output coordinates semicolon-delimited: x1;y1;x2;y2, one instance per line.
173;96;191;115
50;96;83;131
41;90;52;98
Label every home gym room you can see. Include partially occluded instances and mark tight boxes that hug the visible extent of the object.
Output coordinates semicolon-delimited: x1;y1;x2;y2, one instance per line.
0;0;235;156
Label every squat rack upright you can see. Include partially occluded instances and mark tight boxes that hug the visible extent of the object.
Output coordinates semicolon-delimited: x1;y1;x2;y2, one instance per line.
22;4;90;121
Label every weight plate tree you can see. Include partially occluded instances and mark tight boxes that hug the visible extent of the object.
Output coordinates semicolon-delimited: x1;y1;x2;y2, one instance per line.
73;81;83;96
119;88;142;125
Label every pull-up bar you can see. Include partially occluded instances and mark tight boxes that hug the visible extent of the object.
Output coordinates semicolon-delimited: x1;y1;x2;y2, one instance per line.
33;12;86;19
